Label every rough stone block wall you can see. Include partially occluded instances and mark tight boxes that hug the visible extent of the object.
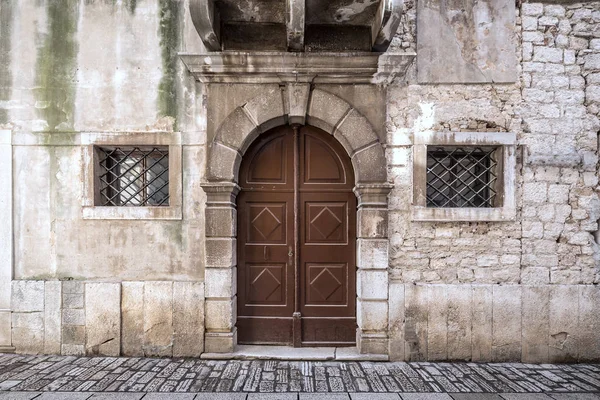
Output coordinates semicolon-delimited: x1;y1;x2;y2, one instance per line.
386;1;600;362
11;280;204;357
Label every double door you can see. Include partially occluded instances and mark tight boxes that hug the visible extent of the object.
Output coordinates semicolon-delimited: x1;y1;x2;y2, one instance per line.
236;125;356;346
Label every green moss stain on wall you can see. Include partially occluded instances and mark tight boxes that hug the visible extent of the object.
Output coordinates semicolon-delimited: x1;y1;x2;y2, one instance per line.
35;0;79;132
158;0;180;126
127;0;137;14
0;1;13;124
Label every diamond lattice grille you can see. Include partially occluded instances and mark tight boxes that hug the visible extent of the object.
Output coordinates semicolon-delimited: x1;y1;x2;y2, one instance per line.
98;147;169;206
426;146;498;208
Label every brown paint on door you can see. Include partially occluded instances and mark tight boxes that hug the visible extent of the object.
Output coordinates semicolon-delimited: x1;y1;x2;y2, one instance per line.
237;125;357;346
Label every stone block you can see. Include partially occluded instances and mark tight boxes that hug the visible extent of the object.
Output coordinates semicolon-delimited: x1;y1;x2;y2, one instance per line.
62;293;84;309
216;107;259;152
522;3;543;16
85;283;121;356
205;268;236;298
62;281;84;294
121;282;144;356
287;83;310;125
0;311;11;347
357;332;388;355
522;286;550;363
334;109;378;154
357;299;388;332
173;282;204;357
205;238;237;268
357;239;388;269
427;285;448;361
492;285;521;362
61;344;85;356
352;144;387;184
62;325;85;345
357;270;388;301
404;284;428;361
243;87;286;136
578;285;600;361
204;330;236;353
12;312;44;354
417;0;516;83
205;298;235;331
12;281;44;312
205;206;236;238
143;282;173;357
447;285;472;361
548;285;578;362
471;285;493;362
307;89;351;134
62;309;85;326
44;281;62;354
357;208;388;238
388;282;405;361
207;141;242;182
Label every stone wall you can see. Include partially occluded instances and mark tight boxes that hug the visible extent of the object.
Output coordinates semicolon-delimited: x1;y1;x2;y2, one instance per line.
386;1;600;285
385;1;600;362
388;283;600;363
11;280;204;357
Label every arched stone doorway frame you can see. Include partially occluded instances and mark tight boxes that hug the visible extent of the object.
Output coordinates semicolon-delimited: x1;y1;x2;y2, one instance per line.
201;87;392;355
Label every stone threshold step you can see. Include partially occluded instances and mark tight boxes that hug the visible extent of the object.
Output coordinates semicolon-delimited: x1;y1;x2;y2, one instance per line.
201;345;388;361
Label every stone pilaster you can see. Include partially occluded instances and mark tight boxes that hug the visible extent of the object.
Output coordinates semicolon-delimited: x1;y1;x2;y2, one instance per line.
202;182;240;353
354;184;392;355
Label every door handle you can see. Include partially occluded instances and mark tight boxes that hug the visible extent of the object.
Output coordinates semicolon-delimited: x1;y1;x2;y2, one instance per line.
264;246;268;260
288;246;294;257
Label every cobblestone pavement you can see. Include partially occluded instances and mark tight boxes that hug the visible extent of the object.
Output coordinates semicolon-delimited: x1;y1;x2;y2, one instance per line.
0;354;598;399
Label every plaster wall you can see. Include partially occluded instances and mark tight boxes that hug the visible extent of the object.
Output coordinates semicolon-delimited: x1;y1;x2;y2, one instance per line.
1;0;208;281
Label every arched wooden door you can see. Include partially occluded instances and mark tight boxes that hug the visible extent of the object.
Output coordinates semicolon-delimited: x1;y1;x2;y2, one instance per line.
237;125;357;347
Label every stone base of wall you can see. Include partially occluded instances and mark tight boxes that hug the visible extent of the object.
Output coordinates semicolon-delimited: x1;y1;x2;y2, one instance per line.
10;280;204;357
389;283;600;363
7;280;600;363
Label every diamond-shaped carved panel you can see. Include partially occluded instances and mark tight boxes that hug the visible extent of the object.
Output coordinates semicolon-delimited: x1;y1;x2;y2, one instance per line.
307;264;345;304
248;204;285;243
307;203;346;243
248;265;283;304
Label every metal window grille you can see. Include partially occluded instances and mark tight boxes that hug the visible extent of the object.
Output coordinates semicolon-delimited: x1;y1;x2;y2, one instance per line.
426;146;498;208
97;147;169;206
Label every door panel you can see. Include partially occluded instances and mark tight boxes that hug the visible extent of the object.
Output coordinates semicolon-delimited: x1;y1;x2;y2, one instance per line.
237;125;356;346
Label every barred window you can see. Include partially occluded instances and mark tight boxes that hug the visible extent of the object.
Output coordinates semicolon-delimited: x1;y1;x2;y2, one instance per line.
97;147;169;206
426;146;498;208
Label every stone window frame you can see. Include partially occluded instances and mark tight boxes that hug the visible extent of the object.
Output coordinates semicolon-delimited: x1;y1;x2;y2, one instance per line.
81;132;182;220
412;131;517;222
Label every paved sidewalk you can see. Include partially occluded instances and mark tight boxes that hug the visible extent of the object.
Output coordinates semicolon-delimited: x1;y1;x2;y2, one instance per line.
0;354;598;399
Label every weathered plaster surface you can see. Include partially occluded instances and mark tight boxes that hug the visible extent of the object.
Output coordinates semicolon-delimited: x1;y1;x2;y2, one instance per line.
417;0;517;83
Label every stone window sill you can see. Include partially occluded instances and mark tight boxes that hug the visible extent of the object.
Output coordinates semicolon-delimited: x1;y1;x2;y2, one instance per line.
82;206;182;220
411;206;516;222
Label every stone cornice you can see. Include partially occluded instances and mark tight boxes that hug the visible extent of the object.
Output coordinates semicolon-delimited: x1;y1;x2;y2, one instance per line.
179;51;415;85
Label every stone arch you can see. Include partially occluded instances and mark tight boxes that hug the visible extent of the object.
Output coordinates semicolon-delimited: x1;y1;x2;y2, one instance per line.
202;87;392;357
206;88;388;186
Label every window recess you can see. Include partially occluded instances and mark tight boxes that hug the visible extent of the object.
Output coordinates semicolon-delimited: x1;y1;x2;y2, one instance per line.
81;132;182;220
98;146;170;207
413;132;516;222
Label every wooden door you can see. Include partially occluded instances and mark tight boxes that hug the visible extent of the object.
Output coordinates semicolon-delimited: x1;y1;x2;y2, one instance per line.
237;125;356;346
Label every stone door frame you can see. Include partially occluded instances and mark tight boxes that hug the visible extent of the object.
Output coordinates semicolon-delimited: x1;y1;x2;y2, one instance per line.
201;86;392;355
